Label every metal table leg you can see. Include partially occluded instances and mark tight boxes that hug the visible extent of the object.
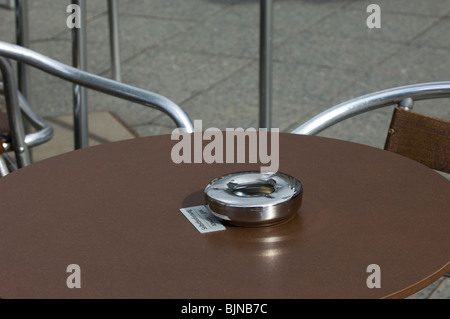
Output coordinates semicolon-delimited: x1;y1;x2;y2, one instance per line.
259;0;273;130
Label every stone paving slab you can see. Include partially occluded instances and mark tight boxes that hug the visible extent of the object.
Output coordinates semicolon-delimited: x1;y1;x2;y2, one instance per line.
31;111;136;163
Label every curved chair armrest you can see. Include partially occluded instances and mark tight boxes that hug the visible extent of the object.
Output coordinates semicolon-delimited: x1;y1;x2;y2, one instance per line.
291;81;450;135
0;41;194;133
0;83;54;150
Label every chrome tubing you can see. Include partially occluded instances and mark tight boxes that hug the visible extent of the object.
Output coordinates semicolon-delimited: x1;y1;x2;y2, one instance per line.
259;0;273;129
291;81;450;135
15;0;29;99
0;150;18;176
71;0;88;149
20;93;54;148
0;57;30;167
107;0;121;82
0;83;54;150
0;41;194;133
0;156;9;176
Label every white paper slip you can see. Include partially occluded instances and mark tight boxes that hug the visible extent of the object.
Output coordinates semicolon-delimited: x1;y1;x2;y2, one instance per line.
179;205;226;233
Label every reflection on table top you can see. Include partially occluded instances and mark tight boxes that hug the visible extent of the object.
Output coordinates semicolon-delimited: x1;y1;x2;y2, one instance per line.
0;133;449;298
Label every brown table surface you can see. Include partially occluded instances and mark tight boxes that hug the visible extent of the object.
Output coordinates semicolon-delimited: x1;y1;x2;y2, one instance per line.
0;133;449;299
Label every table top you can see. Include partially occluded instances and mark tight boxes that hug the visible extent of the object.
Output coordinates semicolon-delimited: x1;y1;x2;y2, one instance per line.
0;133;449;299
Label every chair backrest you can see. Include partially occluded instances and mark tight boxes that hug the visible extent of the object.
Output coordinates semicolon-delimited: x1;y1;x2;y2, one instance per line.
384;107;450;173
291;82;450;173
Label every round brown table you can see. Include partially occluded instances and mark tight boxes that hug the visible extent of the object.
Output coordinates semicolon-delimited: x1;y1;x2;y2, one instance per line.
0;133;449;299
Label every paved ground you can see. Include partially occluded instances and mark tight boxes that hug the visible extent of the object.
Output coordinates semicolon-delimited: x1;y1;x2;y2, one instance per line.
0;0;449;298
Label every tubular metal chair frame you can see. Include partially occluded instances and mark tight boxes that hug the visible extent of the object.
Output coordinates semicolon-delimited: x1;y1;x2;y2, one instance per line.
0;57;32;169
0;82;53;150
12;0;121;148
0;79;54;173
0;41;193;175
291;81;450;136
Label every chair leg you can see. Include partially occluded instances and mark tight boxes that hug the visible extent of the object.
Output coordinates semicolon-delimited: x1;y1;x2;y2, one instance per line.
0;150;18;176
0;155;9;176
107;0;121;82
259;0;273;129
14;0;29;99
71;0;89;149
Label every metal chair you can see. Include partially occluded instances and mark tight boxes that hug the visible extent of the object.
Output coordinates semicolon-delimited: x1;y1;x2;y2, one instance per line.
12;0;121;149
291;82;450;174
0;41;193;176
0;56;54;175
0;84;54;173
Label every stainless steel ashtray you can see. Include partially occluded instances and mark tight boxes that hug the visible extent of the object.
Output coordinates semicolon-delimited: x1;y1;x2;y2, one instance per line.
204;171;303;227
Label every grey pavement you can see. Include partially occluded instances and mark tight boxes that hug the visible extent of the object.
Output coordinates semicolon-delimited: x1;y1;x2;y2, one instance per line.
0;0;449;298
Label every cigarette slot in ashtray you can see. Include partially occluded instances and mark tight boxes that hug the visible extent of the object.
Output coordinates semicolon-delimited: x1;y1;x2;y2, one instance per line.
204;171;303;227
